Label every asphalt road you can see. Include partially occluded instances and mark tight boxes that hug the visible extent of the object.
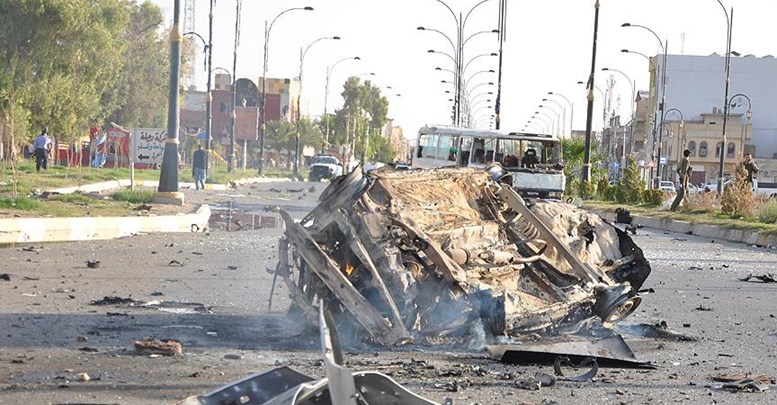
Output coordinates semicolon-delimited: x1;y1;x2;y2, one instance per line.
0;180;776;404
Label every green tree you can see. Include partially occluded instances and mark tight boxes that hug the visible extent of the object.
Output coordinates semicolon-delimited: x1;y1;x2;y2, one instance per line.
332;77;393;163
104;1;171;129
3;0;128;142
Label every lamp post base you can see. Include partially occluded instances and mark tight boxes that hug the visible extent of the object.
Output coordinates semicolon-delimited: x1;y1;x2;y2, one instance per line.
154;191;185;206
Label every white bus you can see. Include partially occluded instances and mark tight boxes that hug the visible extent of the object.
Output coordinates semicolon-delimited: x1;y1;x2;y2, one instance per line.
413;125;565;199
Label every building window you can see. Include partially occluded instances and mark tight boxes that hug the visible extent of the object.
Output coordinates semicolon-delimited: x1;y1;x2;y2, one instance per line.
699;141;708;157
688;141;697;157
715;142;723;158
727;142;736;159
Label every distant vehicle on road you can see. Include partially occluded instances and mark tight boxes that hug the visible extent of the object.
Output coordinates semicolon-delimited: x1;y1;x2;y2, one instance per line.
659;181;676;193
308;155;343;182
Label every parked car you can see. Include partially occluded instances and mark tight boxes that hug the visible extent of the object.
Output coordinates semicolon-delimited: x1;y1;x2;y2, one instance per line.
659;181;676;193
308;155;343;182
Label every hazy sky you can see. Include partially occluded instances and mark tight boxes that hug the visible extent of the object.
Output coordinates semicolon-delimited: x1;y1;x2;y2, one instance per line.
150;0;776;138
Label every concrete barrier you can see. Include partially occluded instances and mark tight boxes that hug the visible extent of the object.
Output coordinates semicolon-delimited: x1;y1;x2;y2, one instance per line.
0;205;210;244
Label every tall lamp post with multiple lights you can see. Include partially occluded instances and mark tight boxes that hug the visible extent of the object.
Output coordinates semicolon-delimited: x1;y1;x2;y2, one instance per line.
259;6;313;175
622;22;668;188
423;0;497;127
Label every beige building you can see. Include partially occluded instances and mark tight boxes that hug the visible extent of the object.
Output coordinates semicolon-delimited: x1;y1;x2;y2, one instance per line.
661;111;752;186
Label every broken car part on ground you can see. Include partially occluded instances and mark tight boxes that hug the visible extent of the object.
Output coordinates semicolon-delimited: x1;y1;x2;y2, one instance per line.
273;165;651;346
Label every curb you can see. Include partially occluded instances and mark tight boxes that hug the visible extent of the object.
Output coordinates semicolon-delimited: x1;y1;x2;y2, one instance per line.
589;208;777;247
0;205;211;244
47;177;291;194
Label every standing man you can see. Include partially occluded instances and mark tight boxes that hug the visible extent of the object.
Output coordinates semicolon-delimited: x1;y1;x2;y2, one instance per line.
741;153;759;185
671;149;692;211
192;144;207;191
33;127;52;171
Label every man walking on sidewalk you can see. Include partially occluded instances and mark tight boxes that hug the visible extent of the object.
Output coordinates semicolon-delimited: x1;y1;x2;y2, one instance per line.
671;149;692;211
192;144;207;190
33;128;52;171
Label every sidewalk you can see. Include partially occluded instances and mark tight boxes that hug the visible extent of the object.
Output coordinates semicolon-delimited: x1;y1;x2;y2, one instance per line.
590;208;777;248
1;177;291;244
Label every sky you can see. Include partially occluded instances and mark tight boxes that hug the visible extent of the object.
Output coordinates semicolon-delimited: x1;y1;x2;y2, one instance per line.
149;0;777;140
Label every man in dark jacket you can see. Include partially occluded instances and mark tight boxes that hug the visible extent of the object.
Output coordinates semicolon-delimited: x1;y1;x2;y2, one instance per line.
742;153;758;185
192;145;207;190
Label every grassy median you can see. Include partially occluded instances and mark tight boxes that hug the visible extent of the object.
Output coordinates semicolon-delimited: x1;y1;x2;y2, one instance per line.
0;160;299;217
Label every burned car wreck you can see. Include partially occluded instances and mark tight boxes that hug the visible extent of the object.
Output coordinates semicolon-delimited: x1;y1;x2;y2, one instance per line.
275;165;651;346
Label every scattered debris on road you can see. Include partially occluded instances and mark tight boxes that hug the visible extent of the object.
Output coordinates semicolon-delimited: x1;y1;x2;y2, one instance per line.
90;296;212;314
86;259;101;268
181;305;443;405
488;335;652;369
134;338;184;357
739;273;777;283
0;273;10;281
275;166;651;346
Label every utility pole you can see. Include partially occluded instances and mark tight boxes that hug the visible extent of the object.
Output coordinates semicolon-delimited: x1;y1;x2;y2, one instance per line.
157;0;183;205
494;0;506;130
582;0;600;183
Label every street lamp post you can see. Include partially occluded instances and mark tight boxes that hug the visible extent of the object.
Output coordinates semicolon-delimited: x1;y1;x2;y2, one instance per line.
661;108;684;180
296;35;340;177
621;48;659;183
158;0;183;203
547;91;573;137
323;56;361;154
259;6;313;175
541;98;565;137
535;110;556;136
227;0;241;172
622;23;668;188
183;27;212;164
539;104;561;137
602;67;635;177
714;0;734;193
212;67;233;173
582;0;601;183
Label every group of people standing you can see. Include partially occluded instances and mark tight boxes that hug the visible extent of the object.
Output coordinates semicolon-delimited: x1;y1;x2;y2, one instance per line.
671;149;760;211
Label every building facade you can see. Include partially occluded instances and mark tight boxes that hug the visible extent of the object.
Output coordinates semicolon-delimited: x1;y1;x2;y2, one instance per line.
641;53;776;184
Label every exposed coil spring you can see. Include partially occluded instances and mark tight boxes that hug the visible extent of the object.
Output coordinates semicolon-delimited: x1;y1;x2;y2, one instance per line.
510;213;541;240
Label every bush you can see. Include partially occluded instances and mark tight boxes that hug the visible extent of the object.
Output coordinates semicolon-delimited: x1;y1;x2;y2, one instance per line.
684;191;720;212
756;197;777;223
111;189;155;204
577;180;595;200
642;189;664;206
621;158;646;204
721;170;755;216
